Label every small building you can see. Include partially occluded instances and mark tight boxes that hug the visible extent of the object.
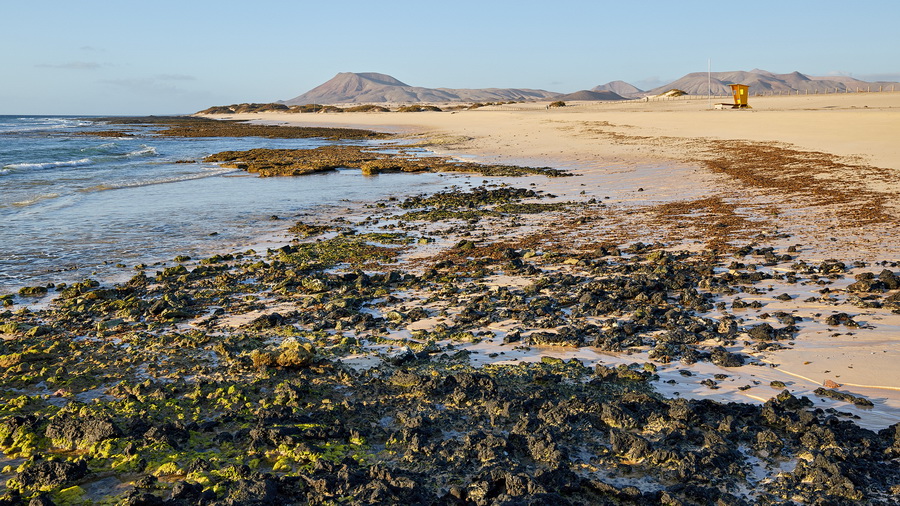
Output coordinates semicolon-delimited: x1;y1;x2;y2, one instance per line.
729;84;750;108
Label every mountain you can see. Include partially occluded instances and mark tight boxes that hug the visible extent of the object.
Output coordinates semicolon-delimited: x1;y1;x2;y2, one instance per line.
592;80;644;99
555;90;625;101
283;72;561;104
646;69;886;96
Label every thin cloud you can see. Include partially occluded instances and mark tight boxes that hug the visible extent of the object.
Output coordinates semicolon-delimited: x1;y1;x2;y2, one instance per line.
156;74;197;81
102;78;169;91
826;70;900;82
633;76;665;91
101;77;210;100
35;61;103;70
859;72;900;83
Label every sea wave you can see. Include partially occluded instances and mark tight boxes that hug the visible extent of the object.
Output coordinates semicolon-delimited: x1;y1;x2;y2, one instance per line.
77;167;238;193
9;193;61;207
0;118;93;134
80;142;119;154
1;158;93;172
125;145;158;158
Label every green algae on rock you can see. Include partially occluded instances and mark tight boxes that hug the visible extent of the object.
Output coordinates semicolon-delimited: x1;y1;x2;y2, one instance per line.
2;188;900;504
203;145;570;178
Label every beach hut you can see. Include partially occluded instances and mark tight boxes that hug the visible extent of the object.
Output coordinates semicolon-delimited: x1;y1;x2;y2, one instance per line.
729;84;750;108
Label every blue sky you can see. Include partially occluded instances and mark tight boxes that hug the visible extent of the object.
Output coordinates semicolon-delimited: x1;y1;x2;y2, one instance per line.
3;0;899;114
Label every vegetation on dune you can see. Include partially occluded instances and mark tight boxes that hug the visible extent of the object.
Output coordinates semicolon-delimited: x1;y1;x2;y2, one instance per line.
395;105;442;113
197;103;291;114
343;104;391;113
198;103;393;114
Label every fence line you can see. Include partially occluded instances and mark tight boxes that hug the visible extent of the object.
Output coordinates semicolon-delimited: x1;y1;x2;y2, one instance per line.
484;85;899;111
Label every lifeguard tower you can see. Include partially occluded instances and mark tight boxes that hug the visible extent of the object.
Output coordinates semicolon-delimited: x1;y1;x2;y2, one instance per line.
729;84;750;108
714;84;751;109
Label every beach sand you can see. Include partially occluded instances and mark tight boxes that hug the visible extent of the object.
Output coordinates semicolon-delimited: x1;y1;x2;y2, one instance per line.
3;99;900;502
202;92;900;427
209;92;900;256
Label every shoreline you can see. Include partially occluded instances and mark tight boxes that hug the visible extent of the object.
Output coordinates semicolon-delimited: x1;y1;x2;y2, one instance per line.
200;96;900;421
2;104;899;503
10;103;900;417
206;92;900;262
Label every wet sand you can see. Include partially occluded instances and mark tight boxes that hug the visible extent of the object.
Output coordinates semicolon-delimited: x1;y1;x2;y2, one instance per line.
2;103;898;503
203;92;900;425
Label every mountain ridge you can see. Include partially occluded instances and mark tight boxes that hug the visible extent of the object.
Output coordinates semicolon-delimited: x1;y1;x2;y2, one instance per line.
592;80;644;99
283;72;560;105
275;69;897;105
643;69;886;96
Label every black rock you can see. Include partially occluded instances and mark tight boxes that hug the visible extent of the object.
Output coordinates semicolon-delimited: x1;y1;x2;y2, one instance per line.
45;415;120;447
17;459;88;489
747;323;775;340
711;346;745;367
814;388;874;407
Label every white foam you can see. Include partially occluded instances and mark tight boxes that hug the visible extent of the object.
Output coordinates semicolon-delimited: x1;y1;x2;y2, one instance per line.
125;145;158;158
0;118;92;134
10;193;61;207
2;158;93;171
80;142;118;153
77;167;238;193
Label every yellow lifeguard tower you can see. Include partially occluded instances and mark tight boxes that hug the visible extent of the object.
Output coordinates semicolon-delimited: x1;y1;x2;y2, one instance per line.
729;84;750;108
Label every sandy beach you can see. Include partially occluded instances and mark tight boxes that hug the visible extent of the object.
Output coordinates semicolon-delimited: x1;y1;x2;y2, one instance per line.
2;98;899;503
201;92;900;418
210;92;900;254
208;92;900;169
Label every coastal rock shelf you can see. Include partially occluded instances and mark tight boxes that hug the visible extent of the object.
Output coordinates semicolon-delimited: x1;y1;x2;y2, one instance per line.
203;145;570;178
1;183;899;504
86;116;386;141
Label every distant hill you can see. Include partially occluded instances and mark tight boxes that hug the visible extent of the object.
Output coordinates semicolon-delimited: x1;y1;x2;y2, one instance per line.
200;69;897;113
645;69;887;96
283;72;561;104
555;90;625;101
592;80;644;99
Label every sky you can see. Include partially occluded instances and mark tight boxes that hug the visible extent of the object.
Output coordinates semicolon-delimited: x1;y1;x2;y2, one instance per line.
3;0;899;115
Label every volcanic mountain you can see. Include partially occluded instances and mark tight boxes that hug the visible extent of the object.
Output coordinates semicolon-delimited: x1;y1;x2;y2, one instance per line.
282;72;561;104
645;69;886;96
554;90;625;101
592;80;644;99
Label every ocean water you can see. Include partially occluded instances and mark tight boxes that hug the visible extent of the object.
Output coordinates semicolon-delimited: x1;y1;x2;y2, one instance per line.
0;116;447;294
